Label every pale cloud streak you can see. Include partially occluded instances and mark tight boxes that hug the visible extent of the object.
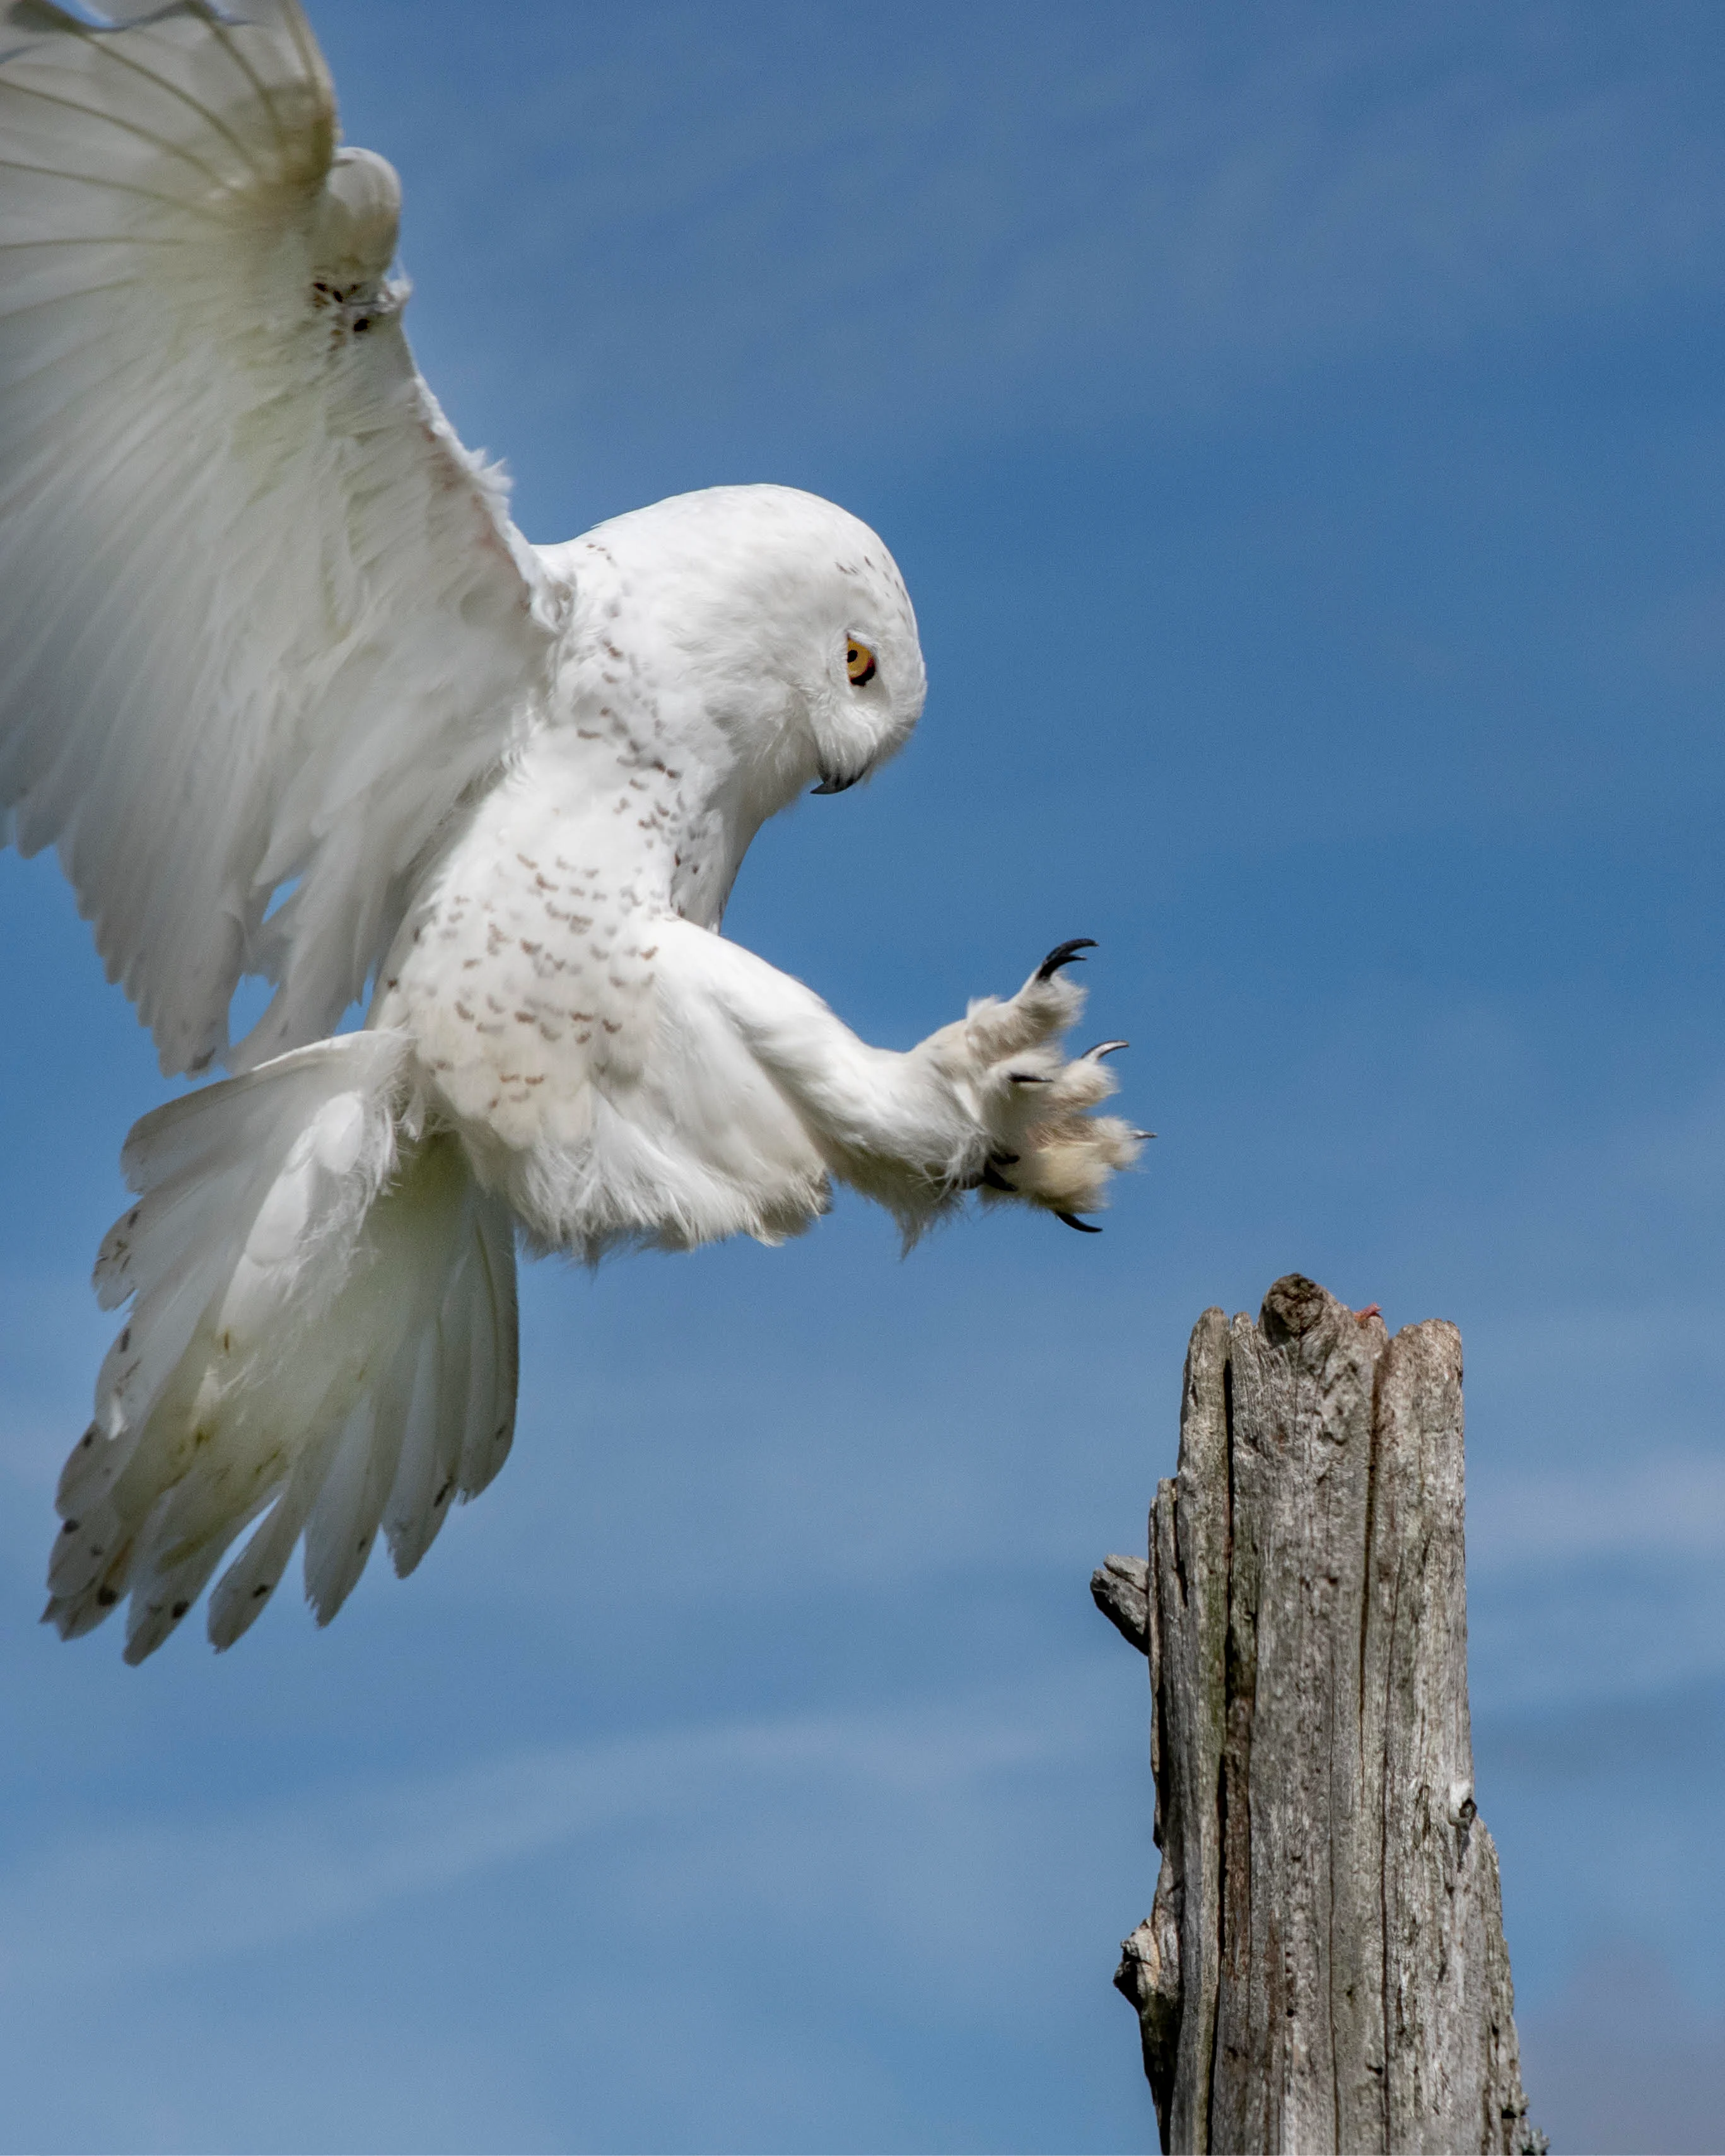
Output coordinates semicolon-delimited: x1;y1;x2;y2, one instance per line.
354;0;1725;475
1471;1450;1725;1570
0;1686;1089;1997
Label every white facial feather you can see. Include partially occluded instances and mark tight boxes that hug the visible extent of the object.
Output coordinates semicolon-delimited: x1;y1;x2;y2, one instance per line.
554;484;927;815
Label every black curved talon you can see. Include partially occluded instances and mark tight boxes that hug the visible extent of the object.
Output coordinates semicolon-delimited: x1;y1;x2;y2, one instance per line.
1035;938;1096;982
1056;1211;1103;1233
1133;1129;1158;1141
989;1150;1020;1165
1009;1071;1051;1084
1083;1039;1128;1061
980;1160;1018;1192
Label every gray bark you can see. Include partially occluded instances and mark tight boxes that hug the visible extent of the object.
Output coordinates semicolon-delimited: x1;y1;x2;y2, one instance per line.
1094;1275;1543;2156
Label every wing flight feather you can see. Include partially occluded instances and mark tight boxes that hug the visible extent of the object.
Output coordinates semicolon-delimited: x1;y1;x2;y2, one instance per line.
0;0;562;1073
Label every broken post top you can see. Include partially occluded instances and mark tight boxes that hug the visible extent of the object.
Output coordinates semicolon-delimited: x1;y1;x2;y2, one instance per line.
1259;1269;1352;1343
1223;1269;1447;1438
1092;1274;1429;1656
1096;1274;1538;2156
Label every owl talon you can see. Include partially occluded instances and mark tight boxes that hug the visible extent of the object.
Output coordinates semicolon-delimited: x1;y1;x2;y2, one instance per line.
1083;1039;1128;1061
1056;1211;1102;1233
1035;938;1096;982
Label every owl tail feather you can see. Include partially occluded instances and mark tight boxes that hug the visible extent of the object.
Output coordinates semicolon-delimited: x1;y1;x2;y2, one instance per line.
44;1031;518;1664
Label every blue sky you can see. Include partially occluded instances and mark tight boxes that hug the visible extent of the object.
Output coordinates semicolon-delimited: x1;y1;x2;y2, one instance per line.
1;2;1723;2148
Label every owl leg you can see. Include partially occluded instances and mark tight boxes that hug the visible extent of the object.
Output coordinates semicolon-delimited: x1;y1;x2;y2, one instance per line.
653;919;1144;1242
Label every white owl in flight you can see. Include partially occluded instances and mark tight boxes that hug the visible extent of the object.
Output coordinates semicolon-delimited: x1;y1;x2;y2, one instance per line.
0;1;1141;1662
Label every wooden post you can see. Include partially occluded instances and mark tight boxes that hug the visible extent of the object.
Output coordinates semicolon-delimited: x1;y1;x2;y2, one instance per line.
1092;1275;1544;2155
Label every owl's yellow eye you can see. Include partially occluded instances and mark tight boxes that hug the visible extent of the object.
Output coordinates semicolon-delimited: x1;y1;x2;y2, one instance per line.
846;638;877;685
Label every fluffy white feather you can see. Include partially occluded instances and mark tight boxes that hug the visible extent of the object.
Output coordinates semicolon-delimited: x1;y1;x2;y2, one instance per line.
0;0;558;1075
47;1033;518;1660
6;3;1142;1660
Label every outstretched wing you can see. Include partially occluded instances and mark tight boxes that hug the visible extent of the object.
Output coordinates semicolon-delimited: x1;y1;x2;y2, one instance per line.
0;0;563;1074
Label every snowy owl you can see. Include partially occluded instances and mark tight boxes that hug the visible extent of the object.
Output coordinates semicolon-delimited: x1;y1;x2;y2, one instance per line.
0;2;1142;1663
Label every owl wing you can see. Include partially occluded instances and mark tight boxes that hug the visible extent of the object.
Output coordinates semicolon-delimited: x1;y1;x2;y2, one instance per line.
0;0;562;1075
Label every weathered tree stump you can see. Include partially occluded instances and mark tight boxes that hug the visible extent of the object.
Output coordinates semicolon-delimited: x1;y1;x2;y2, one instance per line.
1092;1276;1542;2155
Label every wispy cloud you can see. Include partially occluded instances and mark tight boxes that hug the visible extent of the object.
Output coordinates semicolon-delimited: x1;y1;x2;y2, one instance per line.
353;0;1725;476
0;1686;1093;1997
1471;1450;1725;1568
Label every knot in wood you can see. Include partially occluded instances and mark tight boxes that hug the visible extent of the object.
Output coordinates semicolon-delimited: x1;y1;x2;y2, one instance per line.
1259;1271;1328;1344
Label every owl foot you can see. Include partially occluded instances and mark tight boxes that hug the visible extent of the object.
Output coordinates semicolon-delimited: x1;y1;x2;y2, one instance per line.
962;964;1144;1224
915;940;1145;1229
973;1045;1143;1221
